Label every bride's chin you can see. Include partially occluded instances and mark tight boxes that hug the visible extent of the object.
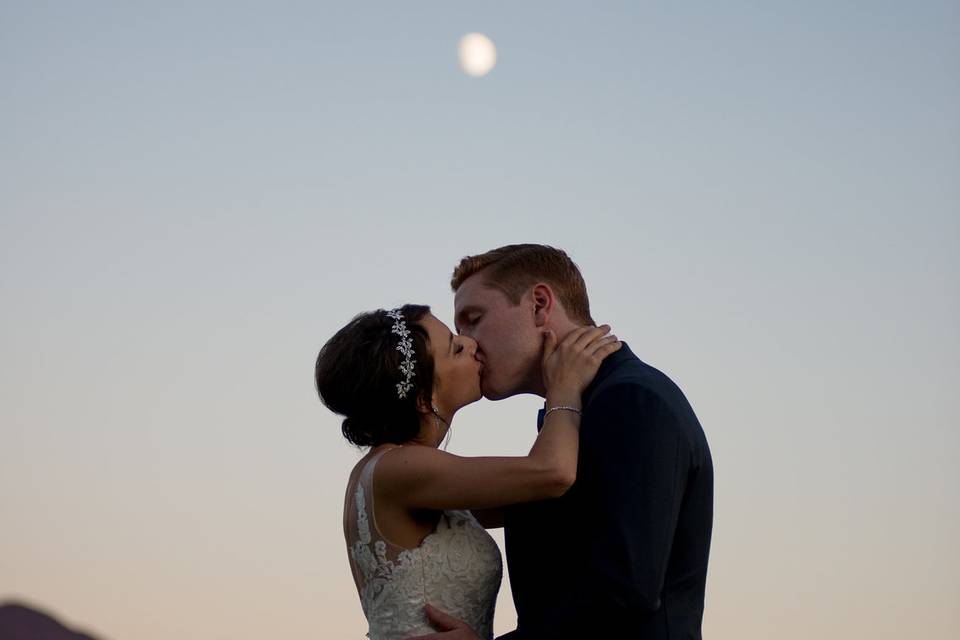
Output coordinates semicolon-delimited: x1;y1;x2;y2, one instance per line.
460;385;482;406
452;391;482;411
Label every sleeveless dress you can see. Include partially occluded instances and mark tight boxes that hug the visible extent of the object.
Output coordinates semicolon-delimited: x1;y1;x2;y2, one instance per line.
343;448;503;639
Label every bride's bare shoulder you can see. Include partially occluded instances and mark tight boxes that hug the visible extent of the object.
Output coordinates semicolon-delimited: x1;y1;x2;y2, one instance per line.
347;444;413;483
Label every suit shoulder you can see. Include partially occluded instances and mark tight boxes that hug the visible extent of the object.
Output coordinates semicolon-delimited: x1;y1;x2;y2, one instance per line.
587;357;708;446
591;356;687;406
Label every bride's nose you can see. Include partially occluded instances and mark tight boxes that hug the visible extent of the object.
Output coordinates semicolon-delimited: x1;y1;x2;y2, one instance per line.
463;336;479;356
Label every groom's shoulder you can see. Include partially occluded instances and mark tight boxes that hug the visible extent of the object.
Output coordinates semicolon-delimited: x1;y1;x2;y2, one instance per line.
587;345;701;428
588;343;684;403
584;345;710;463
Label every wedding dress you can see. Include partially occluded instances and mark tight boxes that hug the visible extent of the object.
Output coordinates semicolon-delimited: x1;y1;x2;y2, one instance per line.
344;447;503;639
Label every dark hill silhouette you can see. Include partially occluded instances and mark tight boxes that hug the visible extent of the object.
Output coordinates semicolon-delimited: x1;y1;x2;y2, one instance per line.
0;602;102;640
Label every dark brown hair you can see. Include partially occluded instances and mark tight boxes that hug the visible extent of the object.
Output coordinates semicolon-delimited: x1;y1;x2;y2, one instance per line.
451;244;594;325
315;304;434;447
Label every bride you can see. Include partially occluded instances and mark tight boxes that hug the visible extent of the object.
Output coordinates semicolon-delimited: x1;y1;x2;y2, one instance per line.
315;304;620;639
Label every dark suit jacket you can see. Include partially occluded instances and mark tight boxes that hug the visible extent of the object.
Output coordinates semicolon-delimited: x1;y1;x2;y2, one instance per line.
498;343;713;639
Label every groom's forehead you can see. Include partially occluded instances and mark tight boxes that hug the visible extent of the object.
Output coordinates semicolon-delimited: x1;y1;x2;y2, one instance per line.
454;277;500;309
455;280;501;326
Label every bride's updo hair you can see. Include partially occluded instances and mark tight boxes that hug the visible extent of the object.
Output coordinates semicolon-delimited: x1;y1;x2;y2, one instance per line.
315;304;435;447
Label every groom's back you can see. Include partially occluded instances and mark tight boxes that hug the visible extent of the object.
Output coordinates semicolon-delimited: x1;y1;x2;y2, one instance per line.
503;343;713;639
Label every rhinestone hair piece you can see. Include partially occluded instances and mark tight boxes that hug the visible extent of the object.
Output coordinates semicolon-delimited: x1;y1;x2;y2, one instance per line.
387;308;416;398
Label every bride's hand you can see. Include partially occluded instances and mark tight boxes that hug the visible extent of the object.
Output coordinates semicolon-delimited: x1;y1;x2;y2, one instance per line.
541;324;621;405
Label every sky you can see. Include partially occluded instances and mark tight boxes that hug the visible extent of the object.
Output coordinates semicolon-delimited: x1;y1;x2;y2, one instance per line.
2;1;958;638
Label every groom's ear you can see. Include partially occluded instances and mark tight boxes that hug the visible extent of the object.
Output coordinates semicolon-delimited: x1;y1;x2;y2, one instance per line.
530;283;555;328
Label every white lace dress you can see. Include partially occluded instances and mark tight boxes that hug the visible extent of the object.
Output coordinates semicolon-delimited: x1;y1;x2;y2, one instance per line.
344;448;503;639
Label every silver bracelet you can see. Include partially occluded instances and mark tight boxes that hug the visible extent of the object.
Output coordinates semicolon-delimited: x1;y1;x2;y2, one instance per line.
543;405;582;420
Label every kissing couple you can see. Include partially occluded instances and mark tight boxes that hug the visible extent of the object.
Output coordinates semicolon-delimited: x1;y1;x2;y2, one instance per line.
315;244;713;639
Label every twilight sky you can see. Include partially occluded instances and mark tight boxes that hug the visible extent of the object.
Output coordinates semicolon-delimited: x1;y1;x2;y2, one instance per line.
2;2;958;638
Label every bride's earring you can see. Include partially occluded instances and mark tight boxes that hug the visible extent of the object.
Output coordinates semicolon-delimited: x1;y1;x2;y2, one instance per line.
431;402;452;450
430;402;448;427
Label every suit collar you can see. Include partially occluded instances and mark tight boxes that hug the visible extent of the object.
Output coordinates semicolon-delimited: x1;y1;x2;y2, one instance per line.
582;340;635;404
536;341;636;432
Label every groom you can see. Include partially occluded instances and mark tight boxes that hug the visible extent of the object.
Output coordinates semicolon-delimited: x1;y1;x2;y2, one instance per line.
416;244;713;639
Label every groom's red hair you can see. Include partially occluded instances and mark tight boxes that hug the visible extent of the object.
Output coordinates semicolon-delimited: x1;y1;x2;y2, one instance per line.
450;244;595;326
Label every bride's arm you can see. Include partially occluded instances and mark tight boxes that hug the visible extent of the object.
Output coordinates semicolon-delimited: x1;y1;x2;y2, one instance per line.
377;326;621;511
376;399;582;510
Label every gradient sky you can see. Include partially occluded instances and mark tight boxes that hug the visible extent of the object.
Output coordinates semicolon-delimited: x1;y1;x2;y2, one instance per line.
2;2;958;638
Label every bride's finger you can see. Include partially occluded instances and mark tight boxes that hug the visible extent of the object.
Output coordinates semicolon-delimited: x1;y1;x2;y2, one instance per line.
540;330;559;366
592;340;623;359
584;334;618;355
573;324;611;350
558;324;593;349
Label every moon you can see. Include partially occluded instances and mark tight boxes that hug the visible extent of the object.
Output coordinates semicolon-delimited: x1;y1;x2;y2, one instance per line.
458;33;497;77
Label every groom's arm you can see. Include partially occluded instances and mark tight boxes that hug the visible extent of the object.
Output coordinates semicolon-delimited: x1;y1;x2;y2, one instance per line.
581;384;690;609
470;508;505;529
426;385;692;640
517;383;692;637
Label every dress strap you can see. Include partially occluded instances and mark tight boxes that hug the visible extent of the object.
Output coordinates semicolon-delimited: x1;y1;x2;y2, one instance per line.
354;445;403;543
359;445;403;490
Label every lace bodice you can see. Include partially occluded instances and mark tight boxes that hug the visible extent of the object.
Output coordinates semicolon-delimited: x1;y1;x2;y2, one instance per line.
344;448;503;639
